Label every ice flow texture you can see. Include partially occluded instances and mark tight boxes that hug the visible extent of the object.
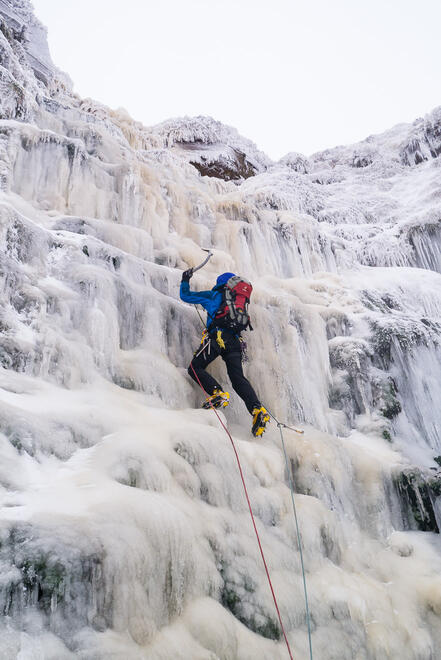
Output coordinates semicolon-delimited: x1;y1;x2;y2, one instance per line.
1;1;441;658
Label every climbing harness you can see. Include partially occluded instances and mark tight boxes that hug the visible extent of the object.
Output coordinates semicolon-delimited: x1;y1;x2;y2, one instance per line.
190;362;294;660
266;409;313;660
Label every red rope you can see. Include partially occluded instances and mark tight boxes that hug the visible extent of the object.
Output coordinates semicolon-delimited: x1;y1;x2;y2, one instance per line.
190;362;294;660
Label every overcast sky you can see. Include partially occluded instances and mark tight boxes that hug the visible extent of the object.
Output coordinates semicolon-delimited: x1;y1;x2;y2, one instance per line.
32;0;441;160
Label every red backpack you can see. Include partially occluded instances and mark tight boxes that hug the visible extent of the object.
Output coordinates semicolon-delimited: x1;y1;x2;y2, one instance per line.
215;276;253;331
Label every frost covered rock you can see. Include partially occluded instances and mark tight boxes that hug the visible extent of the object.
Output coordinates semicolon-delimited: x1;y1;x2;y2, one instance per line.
278;151;309;174
393;466;441;533
0;0;71;122
0;0;55;84
148;115;271;181
400;106;441;166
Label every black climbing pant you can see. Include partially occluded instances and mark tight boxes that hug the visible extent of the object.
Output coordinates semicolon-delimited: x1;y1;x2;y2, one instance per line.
188;330;260;414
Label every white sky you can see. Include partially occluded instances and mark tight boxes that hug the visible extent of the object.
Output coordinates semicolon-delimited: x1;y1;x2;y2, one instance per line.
32;0;441;159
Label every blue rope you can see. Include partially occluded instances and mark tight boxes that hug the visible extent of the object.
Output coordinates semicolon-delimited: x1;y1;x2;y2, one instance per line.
272;414;314;660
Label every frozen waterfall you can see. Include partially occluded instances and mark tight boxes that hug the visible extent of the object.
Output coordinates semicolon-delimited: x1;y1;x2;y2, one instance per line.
1;2;441;658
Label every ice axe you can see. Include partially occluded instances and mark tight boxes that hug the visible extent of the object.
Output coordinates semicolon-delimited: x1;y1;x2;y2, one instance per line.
187;248;214;276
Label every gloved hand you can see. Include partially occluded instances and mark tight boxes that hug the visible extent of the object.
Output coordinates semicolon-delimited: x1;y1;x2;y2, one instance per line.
181;268;193;283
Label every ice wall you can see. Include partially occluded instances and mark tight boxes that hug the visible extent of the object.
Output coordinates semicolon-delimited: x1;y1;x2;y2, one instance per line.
1;3;441;659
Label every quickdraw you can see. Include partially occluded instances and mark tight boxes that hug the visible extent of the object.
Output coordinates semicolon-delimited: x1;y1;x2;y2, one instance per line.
194;330;211;359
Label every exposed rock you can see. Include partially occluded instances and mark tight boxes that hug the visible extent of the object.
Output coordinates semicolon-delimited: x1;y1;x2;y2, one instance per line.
180;141;260;181
400;107;441;166
146;115;271;181
394;468;441;532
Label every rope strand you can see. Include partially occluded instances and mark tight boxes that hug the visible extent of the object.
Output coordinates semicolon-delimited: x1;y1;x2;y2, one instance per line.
267;410;313;660
194;305;206;329
189;363;294;660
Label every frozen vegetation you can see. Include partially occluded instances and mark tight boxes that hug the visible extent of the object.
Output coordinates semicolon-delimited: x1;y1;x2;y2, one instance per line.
1;1;441;658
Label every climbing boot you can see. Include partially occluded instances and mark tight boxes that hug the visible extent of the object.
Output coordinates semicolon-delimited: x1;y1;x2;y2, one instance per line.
252;406;270;437
202;389;230;409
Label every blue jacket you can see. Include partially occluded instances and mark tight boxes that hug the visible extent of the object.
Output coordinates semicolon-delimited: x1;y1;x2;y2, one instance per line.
180;281;223;329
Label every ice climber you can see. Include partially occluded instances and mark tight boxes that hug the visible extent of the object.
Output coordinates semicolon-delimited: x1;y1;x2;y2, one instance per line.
180;269;270;436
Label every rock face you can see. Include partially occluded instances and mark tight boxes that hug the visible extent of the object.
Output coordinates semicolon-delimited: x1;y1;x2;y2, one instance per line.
394;467;441;533
185;142;260;181
0;0;70;123
147;115;271;181
0;0;54;84
400;107;441;165
1;3;441;659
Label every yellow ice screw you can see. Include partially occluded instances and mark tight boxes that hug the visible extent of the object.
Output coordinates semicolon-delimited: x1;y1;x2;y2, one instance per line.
216;330;225;349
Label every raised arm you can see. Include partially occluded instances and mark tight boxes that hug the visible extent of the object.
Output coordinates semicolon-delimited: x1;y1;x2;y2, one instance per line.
180;280;217;307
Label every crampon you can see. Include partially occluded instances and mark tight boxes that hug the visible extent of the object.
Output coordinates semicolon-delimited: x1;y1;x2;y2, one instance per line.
202;389;230;409
252;406;270;437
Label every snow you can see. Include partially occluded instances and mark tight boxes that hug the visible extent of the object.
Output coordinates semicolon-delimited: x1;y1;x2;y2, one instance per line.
1;1;441;658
